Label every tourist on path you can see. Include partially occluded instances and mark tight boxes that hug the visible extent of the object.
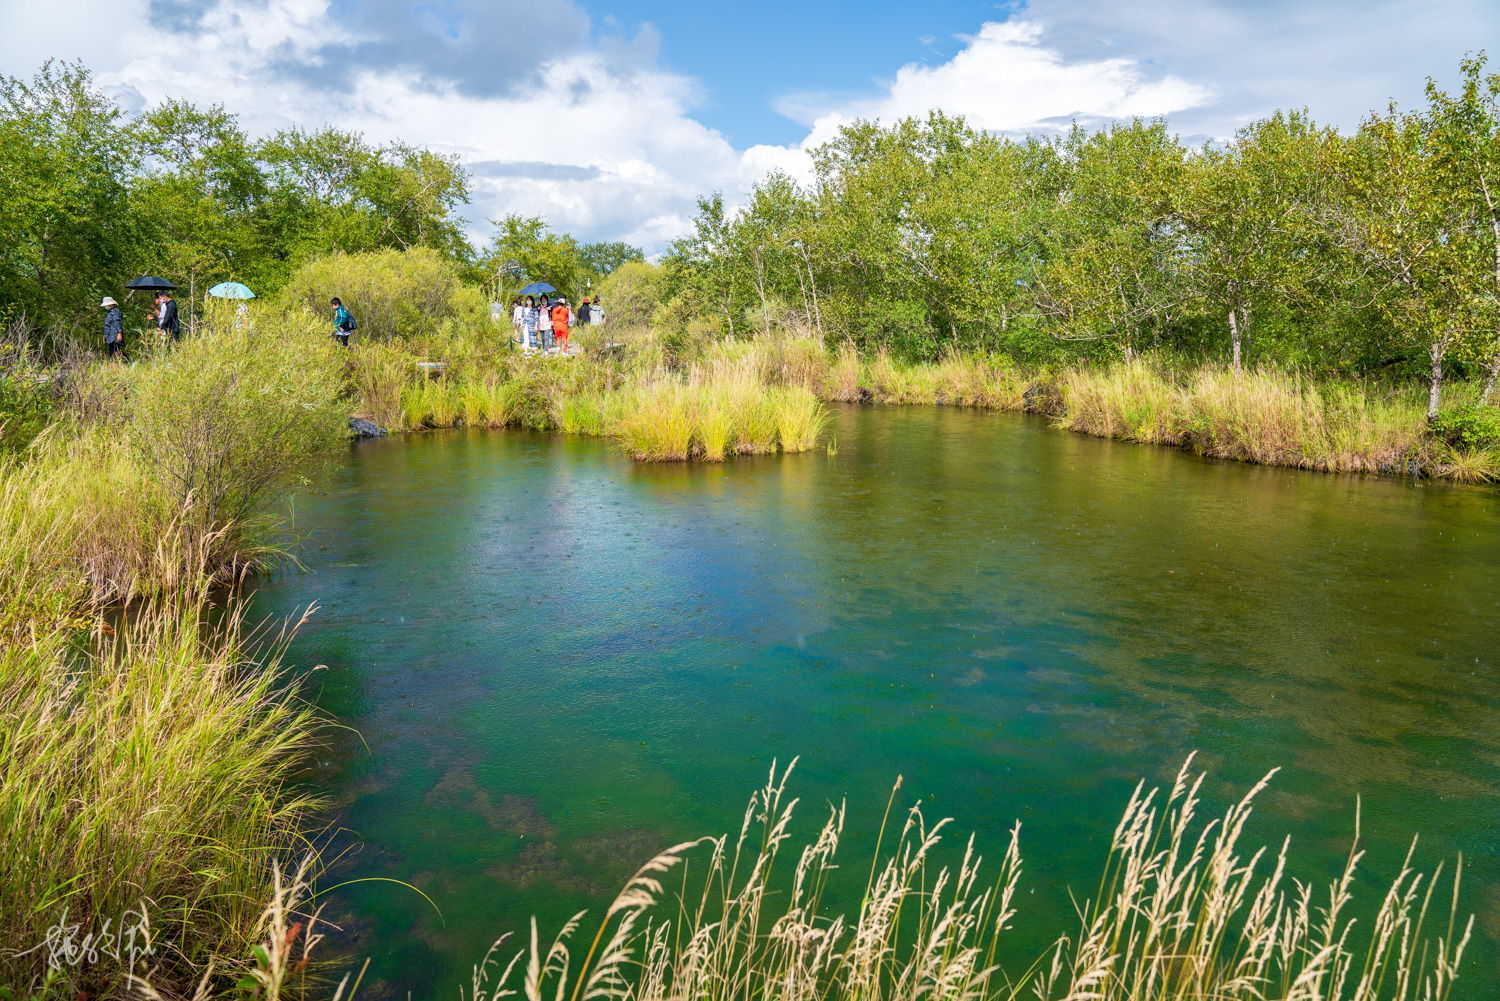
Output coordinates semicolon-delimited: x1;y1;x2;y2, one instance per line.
100;296;127;361
552;297;571;355
156;291;180;342
521;295;539;351
511;297;523;346
331;297;355;348
590;295;604;326
577;297;592;326
536;294;554;350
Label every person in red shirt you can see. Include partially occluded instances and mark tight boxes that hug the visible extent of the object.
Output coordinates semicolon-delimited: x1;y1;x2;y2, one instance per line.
551;297;571;354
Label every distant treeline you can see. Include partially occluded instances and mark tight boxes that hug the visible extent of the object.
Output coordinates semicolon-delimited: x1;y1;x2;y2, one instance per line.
651;56;1500;414
6;57;1500;413
0;60;640;329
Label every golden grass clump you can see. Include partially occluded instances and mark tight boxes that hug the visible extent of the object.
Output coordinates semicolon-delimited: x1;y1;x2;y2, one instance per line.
616;381;696;461
828;343;865;402
770;385;830;452
932;352;1029;408
1058;362;1183;443
1058;361;1437;474
694;386;736;461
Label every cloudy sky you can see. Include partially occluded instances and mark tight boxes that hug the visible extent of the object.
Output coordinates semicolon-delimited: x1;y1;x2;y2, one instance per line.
2;0;1495;252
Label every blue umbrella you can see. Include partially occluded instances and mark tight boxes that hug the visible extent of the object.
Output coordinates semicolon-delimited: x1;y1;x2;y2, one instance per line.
208;281;256;299
518;282;556;295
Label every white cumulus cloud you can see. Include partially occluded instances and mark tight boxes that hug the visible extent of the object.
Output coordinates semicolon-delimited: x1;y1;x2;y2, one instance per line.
748;19;1212;185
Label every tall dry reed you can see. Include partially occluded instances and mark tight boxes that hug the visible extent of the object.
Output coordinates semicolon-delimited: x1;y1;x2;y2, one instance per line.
445;757;1472;1001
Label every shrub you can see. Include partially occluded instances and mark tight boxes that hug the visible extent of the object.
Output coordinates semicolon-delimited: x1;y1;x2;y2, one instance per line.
0;344;53;453
598;260;662;329
129;315;348;529
281;247;463;340
1429;403;1500;451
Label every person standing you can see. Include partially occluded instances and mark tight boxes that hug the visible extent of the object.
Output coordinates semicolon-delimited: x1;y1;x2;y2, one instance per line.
156;291;180;342
590;295;604;326
511;297;524;346
536;294;554;351
521;295;539;351
331;297;355;348
577;297;592;327
100;296;128;361
552;296;571;355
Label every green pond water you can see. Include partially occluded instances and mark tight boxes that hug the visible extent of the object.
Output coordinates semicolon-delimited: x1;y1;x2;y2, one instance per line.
249;405;1500;998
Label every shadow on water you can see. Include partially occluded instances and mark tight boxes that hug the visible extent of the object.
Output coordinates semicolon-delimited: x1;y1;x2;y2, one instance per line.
250;405;1500;998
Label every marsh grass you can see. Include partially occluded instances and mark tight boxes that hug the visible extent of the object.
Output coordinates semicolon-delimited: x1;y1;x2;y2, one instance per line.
1058;363;1438;474
0;309;346;996
0;587;321;996
616;381;695;461
694;387;735;461
343;326;1486;479
771;386;830;452
213;757;1471;1001
462;378;512;428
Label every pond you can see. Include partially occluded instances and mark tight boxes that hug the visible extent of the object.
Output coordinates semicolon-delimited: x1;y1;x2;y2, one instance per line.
249;405;1500;998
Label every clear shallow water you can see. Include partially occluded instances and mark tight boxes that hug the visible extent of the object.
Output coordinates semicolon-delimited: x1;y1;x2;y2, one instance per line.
250;405;1500;998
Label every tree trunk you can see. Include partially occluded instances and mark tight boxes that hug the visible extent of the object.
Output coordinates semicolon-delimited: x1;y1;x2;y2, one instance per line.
752;249;771;336
1481;334;1500;406
1228;307;1242;372
1427;340;1445;419
799;242;824;337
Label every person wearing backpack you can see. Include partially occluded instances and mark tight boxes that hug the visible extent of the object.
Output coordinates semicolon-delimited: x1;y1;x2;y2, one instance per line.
331;297;357;348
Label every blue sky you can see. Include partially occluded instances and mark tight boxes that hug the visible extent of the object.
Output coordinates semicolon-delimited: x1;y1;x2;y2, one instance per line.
2;0;1496;250
594;0;996;146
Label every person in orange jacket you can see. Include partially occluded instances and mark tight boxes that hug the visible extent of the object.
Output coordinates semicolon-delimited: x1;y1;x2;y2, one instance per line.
551;297;571;354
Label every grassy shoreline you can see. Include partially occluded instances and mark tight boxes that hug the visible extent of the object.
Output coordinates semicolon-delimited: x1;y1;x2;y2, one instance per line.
0;316;343;997
346;326;1498;483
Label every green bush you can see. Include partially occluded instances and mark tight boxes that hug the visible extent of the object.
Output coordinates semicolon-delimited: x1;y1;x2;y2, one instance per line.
0;348;53;453
129;314;348;527
281;247;463;340
599;260;662;328
1429;403;1500;451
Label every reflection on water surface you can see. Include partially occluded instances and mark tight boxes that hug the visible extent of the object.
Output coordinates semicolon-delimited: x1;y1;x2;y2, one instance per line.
250;405;1500;997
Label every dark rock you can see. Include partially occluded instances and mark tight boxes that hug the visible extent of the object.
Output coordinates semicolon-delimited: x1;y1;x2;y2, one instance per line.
1022;382;1065;416
350;417;387;438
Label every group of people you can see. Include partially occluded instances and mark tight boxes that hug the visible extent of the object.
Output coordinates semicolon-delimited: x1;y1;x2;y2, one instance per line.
98;290;181;361
98;287;601;358
512;294;604;354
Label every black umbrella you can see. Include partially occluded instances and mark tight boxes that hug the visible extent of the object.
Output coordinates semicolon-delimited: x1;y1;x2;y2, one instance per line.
125;275;177;291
